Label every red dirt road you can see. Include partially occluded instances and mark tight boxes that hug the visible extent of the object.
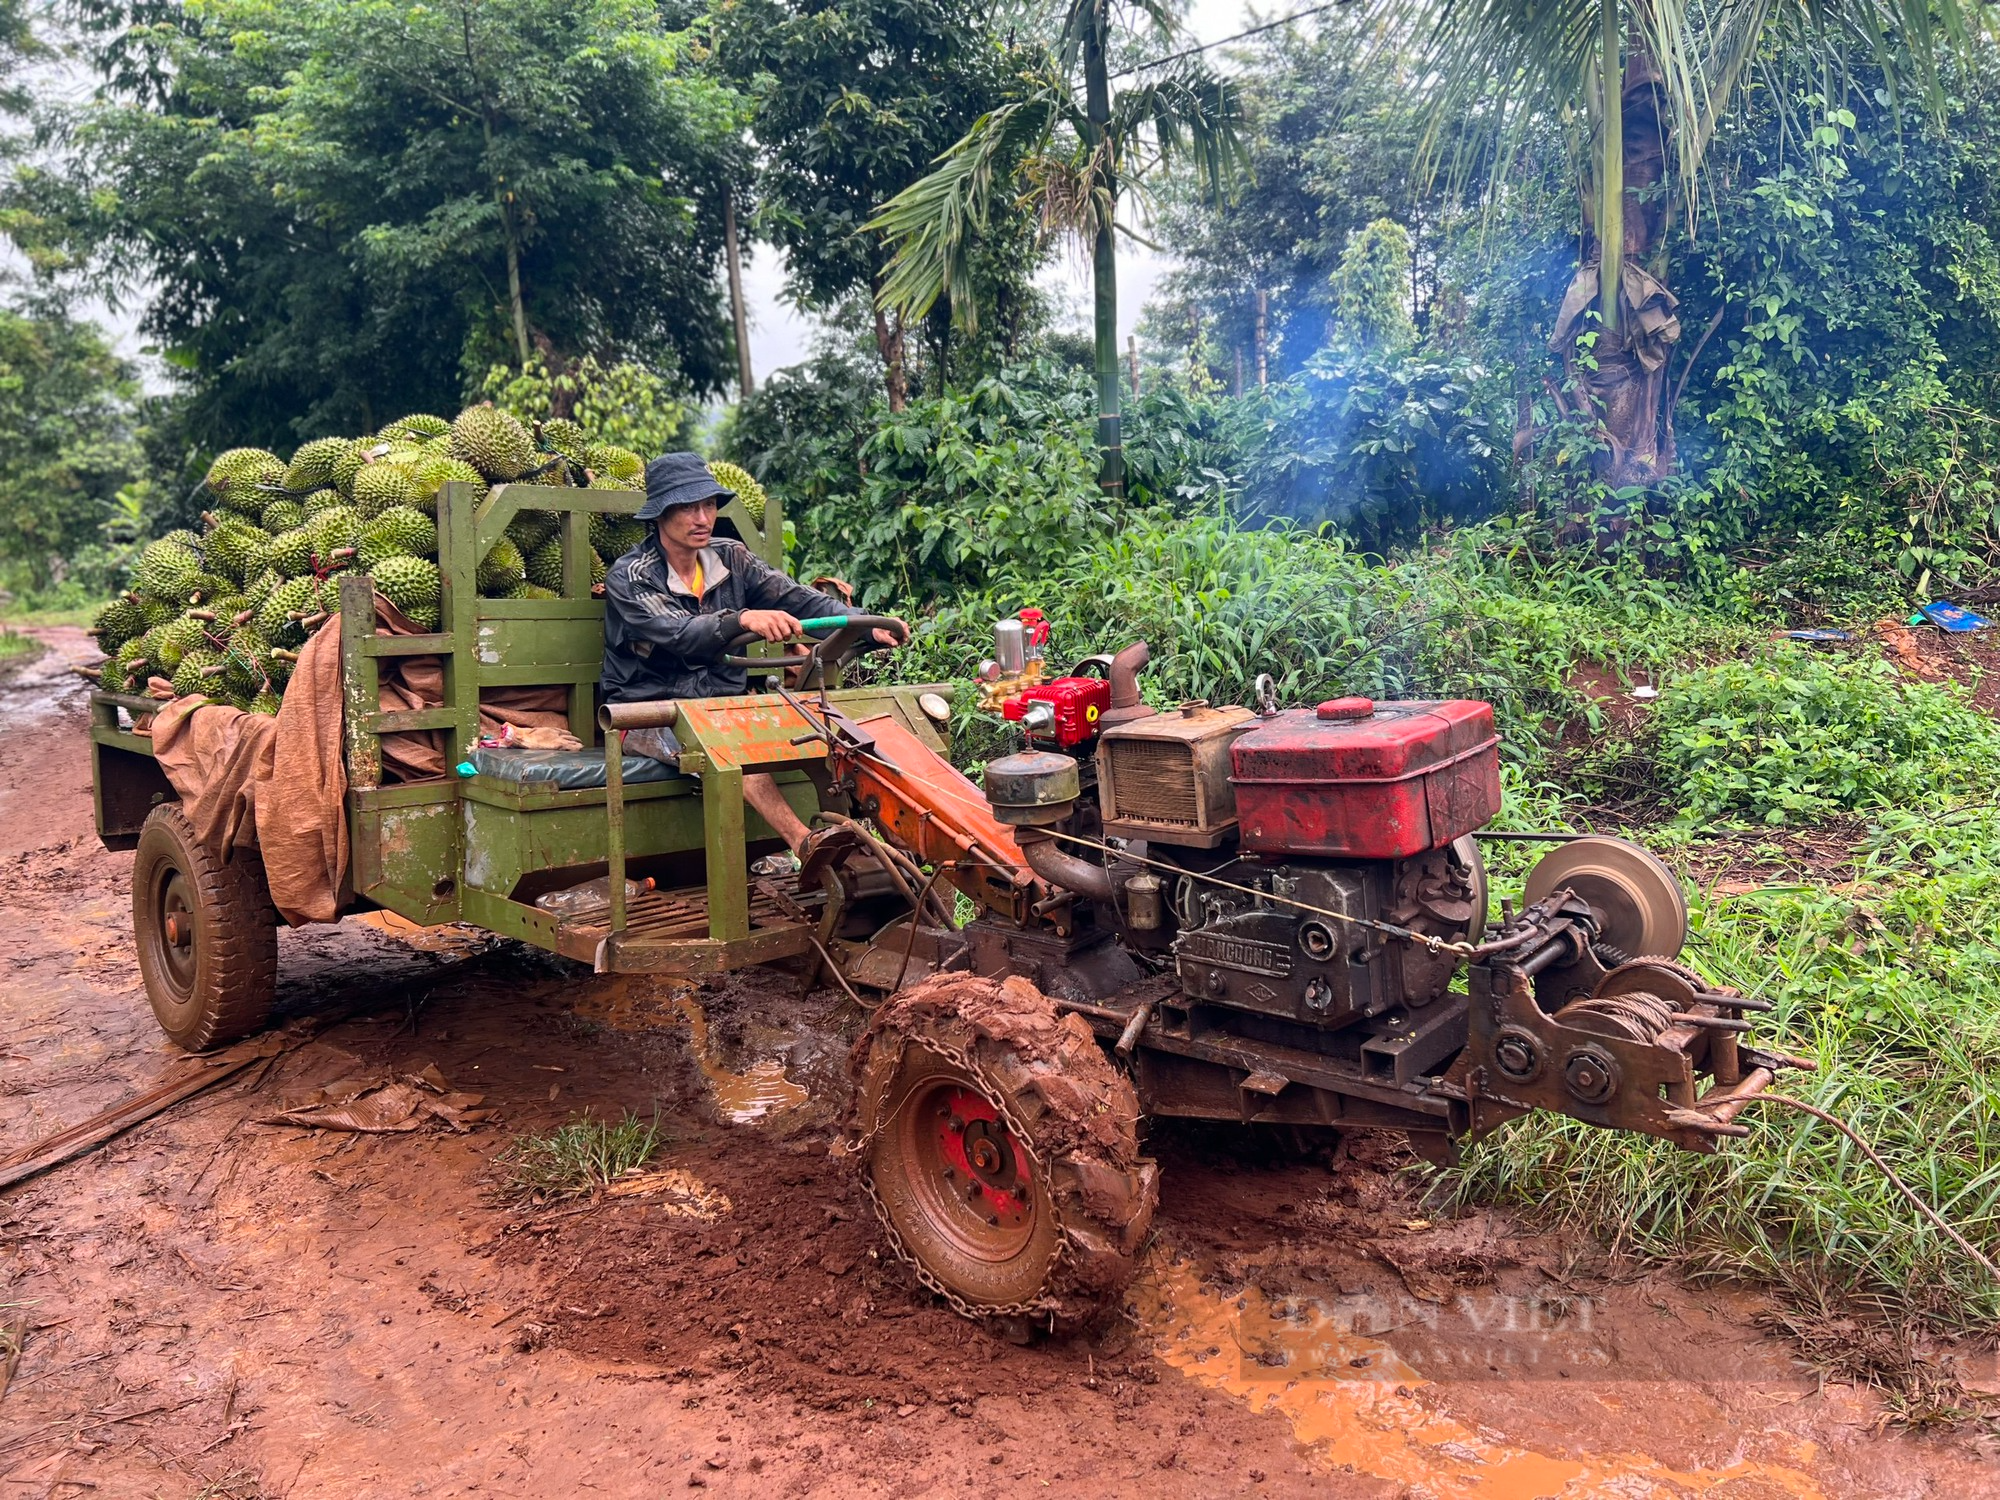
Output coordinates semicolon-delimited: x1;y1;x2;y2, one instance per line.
2;626;1995;1498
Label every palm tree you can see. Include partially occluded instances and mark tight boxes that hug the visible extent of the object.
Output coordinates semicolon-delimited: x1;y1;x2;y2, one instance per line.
867;0;1246;495
1402;0;1984;487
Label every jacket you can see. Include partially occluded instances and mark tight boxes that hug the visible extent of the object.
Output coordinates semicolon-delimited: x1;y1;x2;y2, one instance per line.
599;534;850;704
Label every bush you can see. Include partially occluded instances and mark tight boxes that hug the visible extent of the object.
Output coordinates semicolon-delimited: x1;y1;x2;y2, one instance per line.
1648;647;2000;823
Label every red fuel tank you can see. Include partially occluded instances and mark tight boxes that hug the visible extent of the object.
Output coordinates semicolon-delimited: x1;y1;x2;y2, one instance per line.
1230;698;1500;859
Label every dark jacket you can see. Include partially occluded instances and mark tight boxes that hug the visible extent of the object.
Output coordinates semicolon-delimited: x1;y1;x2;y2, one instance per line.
600;534;849;703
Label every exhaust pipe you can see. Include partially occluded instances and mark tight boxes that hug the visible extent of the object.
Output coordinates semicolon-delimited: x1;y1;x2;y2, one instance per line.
1014;828;1116;904
1102;641;1154;729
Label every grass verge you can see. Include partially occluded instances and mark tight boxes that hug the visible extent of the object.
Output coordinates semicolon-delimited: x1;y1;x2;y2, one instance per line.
1446;801;2000;1410
497;1111;661;1205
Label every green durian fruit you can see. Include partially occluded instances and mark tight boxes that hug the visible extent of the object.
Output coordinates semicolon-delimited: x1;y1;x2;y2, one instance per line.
266;527;315;577
524;537;565;592
504;581;560;600
373;554;442;620
132;540;201;601
202;519;272;585
352;462;420;520
91;598;147;656
449;404;535;482
707;460;768;525
158;529;203;551
260;499;306;534
308;506;361;562
475;536;525;593
539;417;589;465
357;506;437;571
331;439;373;499
98;656;133;694
248;690;284;716
204;448;285;513
506;508;558;552
303;485;348;521
282;437;351;495
378;413;450;444
171;647;222;699
584;444;644;486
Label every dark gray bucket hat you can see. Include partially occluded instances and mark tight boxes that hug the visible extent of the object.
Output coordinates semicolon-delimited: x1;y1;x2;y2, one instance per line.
637;451;734;521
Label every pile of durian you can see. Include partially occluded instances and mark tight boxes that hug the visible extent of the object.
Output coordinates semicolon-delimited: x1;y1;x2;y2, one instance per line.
87;405;769;714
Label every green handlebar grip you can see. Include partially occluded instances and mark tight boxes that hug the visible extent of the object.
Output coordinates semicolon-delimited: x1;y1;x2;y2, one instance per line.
799;615;850;631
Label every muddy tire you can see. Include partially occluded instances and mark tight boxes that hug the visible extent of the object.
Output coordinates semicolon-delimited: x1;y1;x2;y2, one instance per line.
132;803;277;1050
850;974;1157;1331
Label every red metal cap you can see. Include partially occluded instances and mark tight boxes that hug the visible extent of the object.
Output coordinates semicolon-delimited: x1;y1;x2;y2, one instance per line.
1315;696;1375;721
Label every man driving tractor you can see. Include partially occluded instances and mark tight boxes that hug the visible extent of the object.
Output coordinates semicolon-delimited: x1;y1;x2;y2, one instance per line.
600;451;907;852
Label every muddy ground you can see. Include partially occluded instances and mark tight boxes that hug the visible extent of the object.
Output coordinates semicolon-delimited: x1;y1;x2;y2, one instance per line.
3;625;1997;1498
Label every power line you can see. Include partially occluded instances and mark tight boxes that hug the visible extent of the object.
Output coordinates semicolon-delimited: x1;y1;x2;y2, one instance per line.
1110;1;1360;79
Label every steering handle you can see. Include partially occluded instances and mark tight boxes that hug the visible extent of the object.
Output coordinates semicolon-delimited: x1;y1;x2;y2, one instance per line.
721;613;905;670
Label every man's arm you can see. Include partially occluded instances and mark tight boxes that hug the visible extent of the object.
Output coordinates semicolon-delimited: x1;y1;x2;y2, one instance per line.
604;557;739;663
733;546;854;622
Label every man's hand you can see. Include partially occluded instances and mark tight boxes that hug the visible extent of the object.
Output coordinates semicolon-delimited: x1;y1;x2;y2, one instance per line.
739;608;804;643
870;617;911;648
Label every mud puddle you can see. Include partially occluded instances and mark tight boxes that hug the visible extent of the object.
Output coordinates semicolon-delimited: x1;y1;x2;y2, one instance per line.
1134;1253;1826;1498
565;973;823;1127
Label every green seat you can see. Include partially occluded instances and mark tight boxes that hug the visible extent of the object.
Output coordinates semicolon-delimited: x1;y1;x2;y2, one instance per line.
465;747;675;791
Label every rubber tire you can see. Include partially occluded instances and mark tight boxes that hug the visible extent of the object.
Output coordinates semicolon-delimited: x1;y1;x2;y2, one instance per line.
132;802;278;1050
851;974;1158;1331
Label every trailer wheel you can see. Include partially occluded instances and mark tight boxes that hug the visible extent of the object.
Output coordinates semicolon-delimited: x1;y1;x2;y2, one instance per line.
851;975;1157;1331
132;803;277;1050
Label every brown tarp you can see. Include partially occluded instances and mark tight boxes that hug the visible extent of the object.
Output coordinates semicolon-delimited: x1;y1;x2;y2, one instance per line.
149;595;573;925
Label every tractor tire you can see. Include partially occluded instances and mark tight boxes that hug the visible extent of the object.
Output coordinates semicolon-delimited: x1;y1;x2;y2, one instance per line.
132;802;277;1050
850;973;1157;1332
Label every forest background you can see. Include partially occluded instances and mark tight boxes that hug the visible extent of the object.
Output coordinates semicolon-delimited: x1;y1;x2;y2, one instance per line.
3;0;2000;1408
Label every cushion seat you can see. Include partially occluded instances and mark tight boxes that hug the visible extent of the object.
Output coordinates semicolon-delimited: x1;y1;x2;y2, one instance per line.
465;747;676;791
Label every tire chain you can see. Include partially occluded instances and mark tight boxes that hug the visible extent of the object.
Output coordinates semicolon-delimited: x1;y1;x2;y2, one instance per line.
842;1030;1073;1327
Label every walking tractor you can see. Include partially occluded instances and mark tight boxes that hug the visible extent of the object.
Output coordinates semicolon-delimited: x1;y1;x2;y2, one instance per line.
87;487;1806;1329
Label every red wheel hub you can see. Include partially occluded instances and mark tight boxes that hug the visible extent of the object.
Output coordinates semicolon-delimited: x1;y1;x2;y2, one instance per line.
930;1086;1031;1231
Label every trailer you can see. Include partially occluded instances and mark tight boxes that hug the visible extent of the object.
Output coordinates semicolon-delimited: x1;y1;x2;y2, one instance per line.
88;479;956;1048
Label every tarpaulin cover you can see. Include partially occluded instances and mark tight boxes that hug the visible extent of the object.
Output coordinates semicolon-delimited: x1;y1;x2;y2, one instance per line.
147;594;573;925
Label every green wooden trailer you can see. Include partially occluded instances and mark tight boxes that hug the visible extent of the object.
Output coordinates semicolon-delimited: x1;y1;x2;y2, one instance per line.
87;480;954;1049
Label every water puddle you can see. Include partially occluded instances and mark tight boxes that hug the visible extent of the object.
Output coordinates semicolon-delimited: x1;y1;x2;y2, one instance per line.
673;992;809;1125
351;909;491;955
1132;1254;1826;1499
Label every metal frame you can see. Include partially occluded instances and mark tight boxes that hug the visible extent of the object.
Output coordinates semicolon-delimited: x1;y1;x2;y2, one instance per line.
86;473;955;978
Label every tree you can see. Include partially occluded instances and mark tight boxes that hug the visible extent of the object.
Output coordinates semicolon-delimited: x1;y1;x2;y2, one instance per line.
4;0;744;453
0;300;144;592
715;0;1024;410
1401;0;1985;488
868;0;1246;493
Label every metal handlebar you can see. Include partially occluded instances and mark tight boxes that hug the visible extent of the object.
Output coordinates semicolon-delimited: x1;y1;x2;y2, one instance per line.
720;614;906;671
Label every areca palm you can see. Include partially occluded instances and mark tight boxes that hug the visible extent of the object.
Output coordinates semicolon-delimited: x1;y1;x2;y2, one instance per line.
868;0;1246;495
1400;0;1985;486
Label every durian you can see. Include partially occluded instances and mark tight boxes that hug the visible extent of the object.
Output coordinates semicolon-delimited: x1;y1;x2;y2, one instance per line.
449;405;535;482
707;460;768;525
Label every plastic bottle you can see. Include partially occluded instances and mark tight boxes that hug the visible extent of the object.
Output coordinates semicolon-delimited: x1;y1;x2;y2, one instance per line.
533;874;655;918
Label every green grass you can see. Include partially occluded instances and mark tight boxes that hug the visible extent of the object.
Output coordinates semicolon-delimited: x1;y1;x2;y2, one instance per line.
1447;802;2000;1339
0;603;93;629
496;1111;661;1204
0;628;37;663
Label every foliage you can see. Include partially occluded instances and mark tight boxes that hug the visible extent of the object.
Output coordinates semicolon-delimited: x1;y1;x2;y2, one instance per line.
497;1111;661;1203
0;302;146;593
1644;647;2000;824
1450;804;2000;1335
793;358;1111;600
1329;218;1417;354
5;0;743;456
1239;343;1505;546
479;355;689;457
716;0;1030;399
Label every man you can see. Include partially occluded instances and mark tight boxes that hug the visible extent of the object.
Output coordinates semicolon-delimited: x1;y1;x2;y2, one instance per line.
600;451;906;852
